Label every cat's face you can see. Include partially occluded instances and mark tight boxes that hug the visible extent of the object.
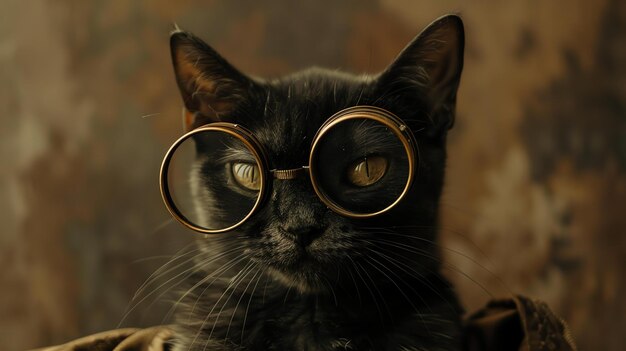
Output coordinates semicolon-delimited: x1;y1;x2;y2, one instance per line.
169;15;464;293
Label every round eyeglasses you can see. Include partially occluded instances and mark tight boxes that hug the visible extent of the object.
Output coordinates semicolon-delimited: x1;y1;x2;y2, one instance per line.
160;105;417;234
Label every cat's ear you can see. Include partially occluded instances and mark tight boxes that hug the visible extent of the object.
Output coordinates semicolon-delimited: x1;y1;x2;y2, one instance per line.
377;15;464;132
170;29;256;131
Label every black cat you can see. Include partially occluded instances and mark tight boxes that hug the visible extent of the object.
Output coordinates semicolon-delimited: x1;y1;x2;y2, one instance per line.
169;14;465;351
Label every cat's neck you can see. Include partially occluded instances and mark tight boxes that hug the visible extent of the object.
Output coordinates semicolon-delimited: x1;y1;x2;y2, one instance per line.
173;269;462;351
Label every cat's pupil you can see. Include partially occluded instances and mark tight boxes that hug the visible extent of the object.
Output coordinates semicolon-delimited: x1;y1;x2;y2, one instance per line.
347;155;388;187
231;162;260;191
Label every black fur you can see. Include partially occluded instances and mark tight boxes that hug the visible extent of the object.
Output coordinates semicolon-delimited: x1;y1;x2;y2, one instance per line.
169;15;465;351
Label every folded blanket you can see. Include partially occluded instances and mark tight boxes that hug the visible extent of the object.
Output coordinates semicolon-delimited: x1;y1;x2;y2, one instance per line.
33;295;576;351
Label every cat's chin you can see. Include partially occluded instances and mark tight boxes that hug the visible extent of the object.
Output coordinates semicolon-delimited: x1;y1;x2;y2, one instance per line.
266;265;329;294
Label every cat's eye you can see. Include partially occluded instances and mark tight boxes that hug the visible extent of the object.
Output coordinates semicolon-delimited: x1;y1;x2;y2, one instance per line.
161;126;266;233
231;162;261;191
347;156;388;187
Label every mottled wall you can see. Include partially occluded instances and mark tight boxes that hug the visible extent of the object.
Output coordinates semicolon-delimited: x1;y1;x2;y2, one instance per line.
1;0;624;350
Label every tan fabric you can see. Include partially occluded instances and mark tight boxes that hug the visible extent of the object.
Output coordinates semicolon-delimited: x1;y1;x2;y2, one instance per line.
33;326;174;351
32;296;576;351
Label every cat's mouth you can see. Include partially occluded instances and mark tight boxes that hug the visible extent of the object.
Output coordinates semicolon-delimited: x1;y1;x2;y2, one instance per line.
260;243;337;293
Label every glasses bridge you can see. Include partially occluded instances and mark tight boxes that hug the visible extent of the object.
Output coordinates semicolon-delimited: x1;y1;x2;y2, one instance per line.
271;166;310;180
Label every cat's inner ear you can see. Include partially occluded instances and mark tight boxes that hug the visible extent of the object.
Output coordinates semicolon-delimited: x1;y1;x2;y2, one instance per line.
170;30;254;131
378;15;464;131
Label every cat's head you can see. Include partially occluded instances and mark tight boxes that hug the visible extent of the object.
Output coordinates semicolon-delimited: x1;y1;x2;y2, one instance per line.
169;15;464;293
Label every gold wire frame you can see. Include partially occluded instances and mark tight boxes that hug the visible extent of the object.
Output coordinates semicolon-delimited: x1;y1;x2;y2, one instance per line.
308;106;417;218
160;106;417;234
159;122;268;234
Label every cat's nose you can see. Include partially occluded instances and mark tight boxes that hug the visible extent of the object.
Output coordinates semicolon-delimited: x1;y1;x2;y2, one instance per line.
280;224;323;248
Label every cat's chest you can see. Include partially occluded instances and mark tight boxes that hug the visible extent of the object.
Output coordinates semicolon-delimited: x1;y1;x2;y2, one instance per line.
248;301;357;350
174;280;462;351
175;308;459;351
228;304;457;351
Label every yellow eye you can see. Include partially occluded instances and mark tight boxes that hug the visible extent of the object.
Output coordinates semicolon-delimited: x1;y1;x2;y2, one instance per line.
231;162;261;191
347;156;388;187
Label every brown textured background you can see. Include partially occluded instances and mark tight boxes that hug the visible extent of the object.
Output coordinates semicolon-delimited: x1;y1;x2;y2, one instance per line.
1;0;625;350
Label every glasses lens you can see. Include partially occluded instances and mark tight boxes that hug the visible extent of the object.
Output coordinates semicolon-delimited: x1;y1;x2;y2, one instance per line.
163;128;263;232
311;117;411;215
